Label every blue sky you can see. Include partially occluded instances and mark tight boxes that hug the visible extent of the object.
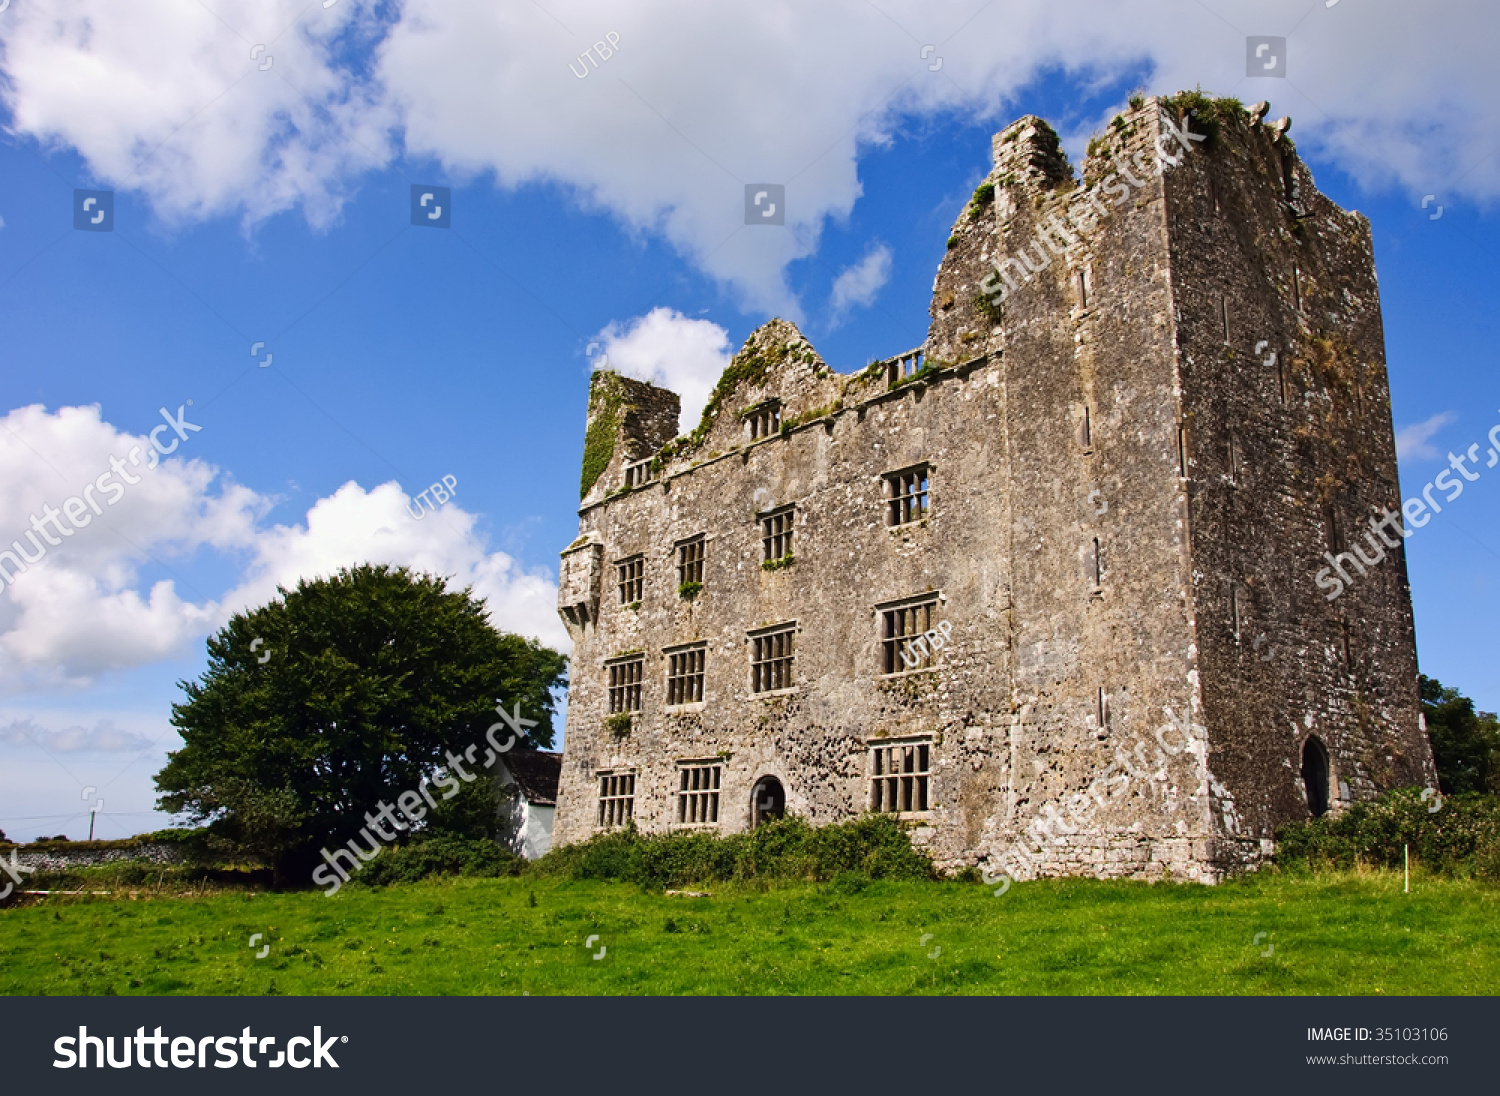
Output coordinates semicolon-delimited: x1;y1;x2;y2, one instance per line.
0;0;1495;841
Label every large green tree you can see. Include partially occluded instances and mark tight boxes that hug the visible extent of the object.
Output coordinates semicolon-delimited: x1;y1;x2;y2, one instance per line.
1421;674;1500;796
155;564;567;881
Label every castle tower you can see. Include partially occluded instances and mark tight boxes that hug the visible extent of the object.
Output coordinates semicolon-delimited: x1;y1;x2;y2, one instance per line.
551;95;1434;879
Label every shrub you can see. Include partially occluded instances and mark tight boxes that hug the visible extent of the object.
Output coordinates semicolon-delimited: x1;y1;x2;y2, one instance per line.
528;814;934;887
1274;787;1500;879
352;835;523;888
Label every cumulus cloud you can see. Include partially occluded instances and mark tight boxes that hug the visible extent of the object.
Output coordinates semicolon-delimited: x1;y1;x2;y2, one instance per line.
592;307;732;432
1;0;1494;307
1396;410;1458;460
0;716;156;753
0;403;567;694
829;242;893;324
219;479;570;651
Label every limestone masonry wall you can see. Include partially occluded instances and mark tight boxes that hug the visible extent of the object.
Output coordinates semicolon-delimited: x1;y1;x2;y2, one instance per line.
553;95;1434;881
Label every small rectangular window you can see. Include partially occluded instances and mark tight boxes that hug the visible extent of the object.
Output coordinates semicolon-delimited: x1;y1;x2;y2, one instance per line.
607;656;644;714
887;350;924;385
750;624;795;693
676;535;705;586
745;402;781;440
676;761;721;825
881;597;938;674
666;644;706;706
870;740;931;814
885;465;929;526
623;459;656;488
596;770;636;828
760;506;794;563
616;556;643;605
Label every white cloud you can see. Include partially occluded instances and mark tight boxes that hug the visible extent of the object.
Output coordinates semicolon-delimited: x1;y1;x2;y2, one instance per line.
0;403;568;694
0;716;155;753
829;242;893;324
592;307;732;432
1;0;1495;306
1396;410;1457;460
219;479;570;652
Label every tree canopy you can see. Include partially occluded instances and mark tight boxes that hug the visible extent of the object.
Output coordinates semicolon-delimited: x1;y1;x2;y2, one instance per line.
155;564;567;879
1421;674;1500;796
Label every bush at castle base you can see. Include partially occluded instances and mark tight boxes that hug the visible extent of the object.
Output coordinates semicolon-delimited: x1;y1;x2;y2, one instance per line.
1274;787;1500;879
529;814;934;886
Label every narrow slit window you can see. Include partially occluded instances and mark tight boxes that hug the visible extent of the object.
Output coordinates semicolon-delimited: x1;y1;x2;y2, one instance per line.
1231;585;1242;644
1076;268;1089;309
1091;537;1102;588
1228;434;1240;485
1079;405;1092;450
1097;687;1109;731
1221;296;1230;344
1293;264;1302;311
1177;424;1187;478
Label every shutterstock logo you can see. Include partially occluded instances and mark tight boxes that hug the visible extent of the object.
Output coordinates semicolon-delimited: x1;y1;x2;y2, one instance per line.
54;1026;345;1069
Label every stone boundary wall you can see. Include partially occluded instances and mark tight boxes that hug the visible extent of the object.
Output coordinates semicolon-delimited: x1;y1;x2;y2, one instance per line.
1;841;184;873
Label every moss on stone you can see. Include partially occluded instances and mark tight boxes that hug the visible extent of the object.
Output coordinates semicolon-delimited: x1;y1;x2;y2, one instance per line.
580;379;624;499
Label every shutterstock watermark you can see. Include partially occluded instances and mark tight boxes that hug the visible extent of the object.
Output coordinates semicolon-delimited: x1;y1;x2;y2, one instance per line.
980;705;1205;895
54;1026;344;1069
0;403;202;593
1316;409;1500;601
977;113;1205;308
311;701;536;895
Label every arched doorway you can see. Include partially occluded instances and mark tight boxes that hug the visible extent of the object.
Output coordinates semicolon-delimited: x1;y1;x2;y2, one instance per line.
751;776;785;828
1301;736;1331;818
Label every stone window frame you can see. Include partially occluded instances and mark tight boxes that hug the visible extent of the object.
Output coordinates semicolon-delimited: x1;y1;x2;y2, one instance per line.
748;621;797;695
674;758;722;826
623;458;656;489
876;592;942;676
886;349;924;386
676;534;706;586
744;400;782;441
664;641;707;708
759;504;795;564
868;735;934;816
606;654;645;714
615;554;644;605
883;463;930;527
596;769;637;828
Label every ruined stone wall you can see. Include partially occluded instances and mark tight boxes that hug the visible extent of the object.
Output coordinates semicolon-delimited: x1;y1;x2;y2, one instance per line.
553;95;1433;880
1160;104;1434;838
553;350;1017;859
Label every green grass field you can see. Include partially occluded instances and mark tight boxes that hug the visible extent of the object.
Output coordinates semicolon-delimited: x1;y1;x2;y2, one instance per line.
3;869;1496;995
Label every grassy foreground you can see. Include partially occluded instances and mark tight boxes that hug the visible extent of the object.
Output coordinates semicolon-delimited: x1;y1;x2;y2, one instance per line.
2;869;1496;995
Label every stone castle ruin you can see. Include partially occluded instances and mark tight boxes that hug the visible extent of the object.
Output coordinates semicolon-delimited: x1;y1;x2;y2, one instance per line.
552;94;1435;880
